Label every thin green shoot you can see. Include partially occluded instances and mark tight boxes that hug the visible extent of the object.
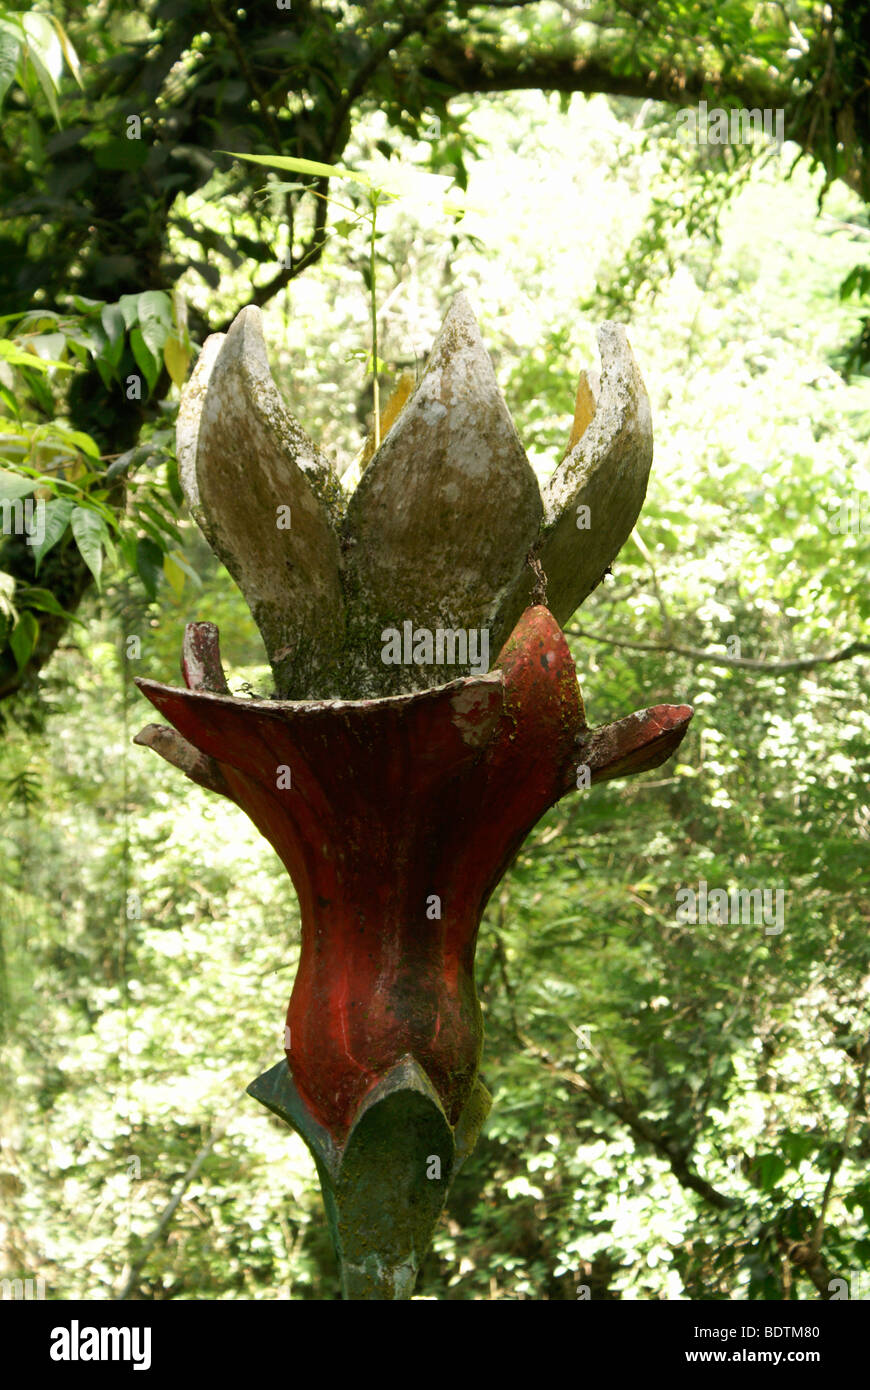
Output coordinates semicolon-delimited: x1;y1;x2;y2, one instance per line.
224;150;395;449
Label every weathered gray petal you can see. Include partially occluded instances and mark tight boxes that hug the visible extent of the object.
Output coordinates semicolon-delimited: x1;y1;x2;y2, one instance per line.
492;323;653;647
342;293;542;690
177;305;345;698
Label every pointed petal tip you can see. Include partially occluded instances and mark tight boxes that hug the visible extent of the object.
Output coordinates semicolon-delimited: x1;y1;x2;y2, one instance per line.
218;300;268;371
596;319;626;346
445;288;473;316
434;289;482;348
647;703;694;734
581;701;693;785
234;302;263;327
344;288;541;650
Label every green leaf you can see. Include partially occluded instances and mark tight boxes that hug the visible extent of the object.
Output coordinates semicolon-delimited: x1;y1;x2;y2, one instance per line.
137;500;183;544
129;326;160;394
752;1153;786;1191
95;357;113;391
118;533;137;572
20;367;58;416
100;527;118;569
172;289;188;336
0;339;69;371
32;496;73;572
16;310;60;330
10;610;39;670
847;1182;870;1226
117;293;143;330
25;46;61;126
21;13;64;83
221;151;371;185
28;332;66;362
71;295;103;314
163;551;186;596
51;16;81;87
63;428;100;461
137;290;172;326
100;303;126;373
136;536;164;599
166;549;200;589
0;468;36;503
74;322;111;362
139;315;170;363
839;266;870;301
779;1131;817;1165
163;334;190;389
166;459;183;508
92;137;149;172
137;291;172;361
18;585;84;625
66;339;91;368
0;29;21;112
136;513;173;550
69;506;105;589
0;428;28;465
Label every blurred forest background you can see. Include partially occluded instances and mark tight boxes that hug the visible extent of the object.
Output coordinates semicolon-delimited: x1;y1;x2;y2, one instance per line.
0;0;868;1300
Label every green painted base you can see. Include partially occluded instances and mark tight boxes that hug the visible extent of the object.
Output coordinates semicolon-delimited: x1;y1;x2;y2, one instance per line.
248;1055;491;1299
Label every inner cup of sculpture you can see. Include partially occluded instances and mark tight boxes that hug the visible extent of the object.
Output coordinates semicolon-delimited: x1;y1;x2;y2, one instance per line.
135;293;692;1299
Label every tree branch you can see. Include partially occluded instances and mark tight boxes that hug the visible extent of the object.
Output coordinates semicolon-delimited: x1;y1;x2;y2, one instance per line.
492;904;855;1293
420;41;783;111
566;626;870;673
324;0;450;158
215;2;449;329
563;1063;735;1210
418;24;868;199
208;0;284;149
114;1120;228;1301
631;529;674;643
213;168;332;331
489;928;734;1209
783;1035;870;1297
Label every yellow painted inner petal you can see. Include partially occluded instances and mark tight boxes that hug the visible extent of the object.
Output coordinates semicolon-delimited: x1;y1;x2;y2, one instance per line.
562;369;597;461
360;368;417;470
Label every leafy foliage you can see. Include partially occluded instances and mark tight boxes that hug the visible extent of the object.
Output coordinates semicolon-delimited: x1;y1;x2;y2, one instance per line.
1;0;868;696
0;5;868;1303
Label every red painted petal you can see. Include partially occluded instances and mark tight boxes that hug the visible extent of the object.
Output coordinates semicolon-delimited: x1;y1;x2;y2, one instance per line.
577;703;693;785
133;606;690;1143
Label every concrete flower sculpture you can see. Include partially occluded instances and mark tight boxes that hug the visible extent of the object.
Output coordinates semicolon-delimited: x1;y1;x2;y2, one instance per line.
134;294;692;1299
